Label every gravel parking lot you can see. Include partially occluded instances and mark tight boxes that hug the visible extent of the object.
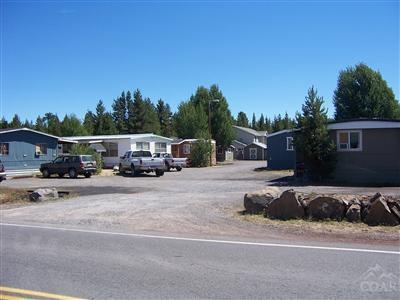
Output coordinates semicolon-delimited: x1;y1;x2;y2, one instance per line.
1;161;399;244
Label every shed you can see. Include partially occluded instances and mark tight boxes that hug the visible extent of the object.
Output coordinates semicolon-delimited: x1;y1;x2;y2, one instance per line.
231;140;246;160
266;129;296;170
171;139;217;166
243;142;267;160
0;128;72;171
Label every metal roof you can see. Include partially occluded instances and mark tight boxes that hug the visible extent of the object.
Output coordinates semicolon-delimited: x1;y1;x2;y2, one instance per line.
245;141;267;149
328;120;400;130
63;133;173;142
233;125;268;136
0;127;76;143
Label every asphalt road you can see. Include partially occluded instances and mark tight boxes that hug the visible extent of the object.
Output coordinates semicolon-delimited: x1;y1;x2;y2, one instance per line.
1;223;399;300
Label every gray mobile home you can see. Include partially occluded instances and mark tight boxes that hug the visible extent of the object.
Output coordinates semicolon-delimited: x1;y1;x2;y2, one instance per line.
328;120;400;185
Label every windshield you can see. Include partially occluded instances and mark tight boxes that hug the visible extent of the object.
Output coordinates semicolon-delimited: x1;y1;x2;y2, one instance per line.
81;155;94;162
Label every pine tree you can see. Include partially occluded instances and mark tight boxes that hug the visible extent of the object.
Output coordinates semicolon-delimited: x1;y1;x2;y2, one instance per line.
83;111;96;135
257;114;265;131
293;86;336;181
208;85;234;149
35;116;46;132
265;117;272;133
157;99;174;137
251;113;257;129
10;114;22;128
112;91;128;134
0;117;9;129
173;101;208;139
43;113;61;136
141;98;161;134
236;111;249;127
93;100;117;135
61;114;88;136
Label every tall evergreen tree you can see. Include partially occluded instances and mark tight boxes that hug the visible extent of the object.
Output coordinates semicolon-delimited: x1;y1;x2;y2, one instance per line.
0;117;8;129
35;116;46;132
208;85;234;149
83;111;96;135
157;99;174;137
93;100;117;135
43;113;61;136
60;114;88;136
23;119;34;129
10;114;22;128
293;87;336;181
112;91;128;134
130;89;146;133
141;98;161;134
173;101;208;139
272;114;283;132
257;114;266;131
236;111;249;128
126;91;135;133
251;113;257;129
265;116;272;133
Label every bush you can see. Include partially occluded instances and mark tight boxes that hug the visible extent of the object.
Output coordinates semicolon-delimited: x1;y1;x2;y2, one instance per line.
70;144;103;174
189;139;212;167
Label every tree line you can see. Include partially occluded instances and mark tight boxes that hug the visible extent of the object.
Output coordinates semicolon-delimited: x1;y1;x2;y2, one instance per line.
1;63;399;152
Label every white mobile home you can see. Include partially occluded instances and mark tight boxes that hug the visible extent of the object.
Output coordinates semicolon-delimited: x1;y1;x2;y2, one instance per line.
64;134;173;168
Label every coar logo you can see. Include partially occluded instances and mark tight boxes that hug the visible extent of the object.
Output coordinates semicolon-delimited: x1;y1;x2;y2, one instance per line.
359;264;399;292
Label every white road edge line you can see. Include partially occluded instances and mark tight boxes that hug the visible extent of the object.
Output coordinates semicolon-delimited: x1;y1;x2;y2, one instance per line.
1;222;399;255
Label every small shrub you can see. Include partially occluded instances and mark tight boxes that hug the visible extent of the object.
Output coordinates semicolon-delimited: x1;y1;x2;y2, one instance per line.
189;139;212;167
70;144;103;174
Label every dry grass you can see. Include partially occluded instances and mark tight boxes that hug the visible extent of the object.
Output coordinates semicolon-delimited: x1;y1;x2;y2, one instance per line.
0;187;30;204
240;213;400;236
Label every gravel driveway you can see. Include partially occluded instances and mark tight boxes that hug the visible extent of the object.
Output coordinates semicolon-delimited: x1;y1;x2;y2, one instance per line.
1;161;399;244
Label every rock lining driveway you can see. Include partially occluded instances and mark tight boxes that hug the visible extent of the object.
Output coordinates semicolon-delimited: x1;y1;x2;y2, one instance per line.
1;161;399;245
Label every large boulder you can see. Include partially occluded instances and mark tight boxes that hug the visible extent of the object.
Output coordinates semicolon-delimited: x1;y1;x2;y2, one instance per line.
346;204;361;223
244;187;280;214
308;196;346;221
29;188;59;202
266;189;304;220
364;198;399;226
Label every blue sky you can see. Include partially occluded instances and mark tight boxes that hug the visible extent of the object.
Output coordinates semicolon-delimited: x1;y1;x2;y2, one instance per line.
1;0;399;124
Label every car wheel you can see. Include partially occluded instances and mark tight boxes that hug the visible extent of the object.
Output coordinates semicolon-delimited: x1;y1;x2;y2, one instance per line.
42;168;50;178
119;163;125;175
84;173;92;178
131;164;137;177
68;168;78;179
58;173;65;178
155;169;164;177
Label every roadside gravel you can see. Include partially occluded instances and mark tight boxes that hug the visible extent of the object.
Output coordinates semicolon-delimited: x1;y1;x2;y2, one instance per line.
1;161;399;245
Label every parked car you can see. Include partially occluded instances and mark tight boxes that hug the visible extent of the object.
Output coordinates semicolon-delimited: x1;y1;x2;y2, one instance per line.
0;159;6;182
153;152;187;171
40;155;97;179
119;150;165;177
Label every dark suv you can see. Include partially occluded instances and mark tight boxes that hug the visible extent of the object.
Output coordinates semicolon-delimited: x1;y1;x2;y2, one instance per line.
0;159;6;182
40;155;97;179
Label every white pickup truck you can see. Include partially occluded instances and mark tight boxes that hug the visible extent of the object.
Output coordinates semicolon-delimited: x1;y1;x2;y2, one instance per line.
119;150;165;177
153;152;187;171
